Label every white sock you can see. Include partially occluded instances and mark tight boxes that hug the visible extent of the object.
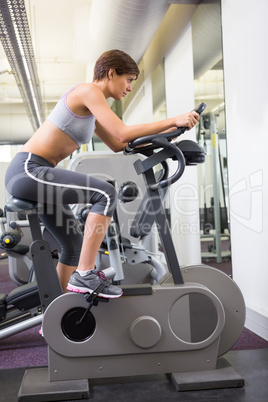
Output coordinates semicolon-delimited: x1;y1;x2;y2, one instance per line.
76;269;92;277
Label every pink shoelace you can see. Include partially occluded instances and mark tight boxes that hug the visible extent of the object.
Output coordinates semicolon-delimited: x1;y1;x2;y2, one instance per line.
96;270;108;281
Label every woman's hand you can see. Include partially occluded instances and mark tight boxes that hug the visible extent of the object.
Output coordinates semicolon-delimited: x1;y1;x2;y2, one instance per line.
175;111;199;130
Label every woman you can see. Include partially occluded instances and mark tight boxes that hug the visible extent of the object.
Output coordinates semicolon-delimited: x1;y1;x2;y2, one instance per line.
5;49;199;298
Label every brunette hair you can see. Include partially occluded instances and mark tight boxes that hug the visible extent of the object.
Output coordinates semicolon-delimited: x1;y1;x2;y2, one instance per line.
93;49;140;81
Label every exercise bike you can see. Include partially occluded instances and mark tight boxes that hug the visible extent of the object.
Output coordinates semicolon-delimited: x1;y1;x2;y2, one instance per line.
15;103;245;400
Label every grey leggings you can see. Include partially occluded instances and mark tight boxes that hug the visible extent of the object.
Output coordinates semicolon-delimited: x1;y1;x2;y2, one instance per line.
5;152;117;266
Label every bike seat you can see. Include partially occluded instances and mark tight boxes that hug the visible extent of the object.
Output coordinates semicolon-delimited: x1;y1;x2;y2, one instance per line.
5;197;40;213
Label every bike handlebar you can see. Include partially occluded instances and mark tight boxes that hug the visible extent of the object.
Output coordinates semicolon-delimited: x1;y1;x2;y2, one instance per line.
123;102;207;190
123;102;206;155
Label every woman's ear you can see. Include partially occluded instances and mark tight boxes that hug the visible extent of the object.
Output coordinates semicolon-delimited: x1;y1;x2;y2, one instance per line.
108;69;116;79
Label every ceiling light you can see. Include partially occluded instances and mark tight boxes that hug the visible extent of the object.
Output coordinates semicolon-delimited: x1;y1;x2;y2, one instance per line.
0;0;44;130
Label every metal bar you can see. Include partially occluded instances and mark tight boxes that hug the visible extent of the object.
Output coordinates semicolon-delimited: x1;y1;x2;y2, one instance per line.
142;168;184;285
210;114;222;263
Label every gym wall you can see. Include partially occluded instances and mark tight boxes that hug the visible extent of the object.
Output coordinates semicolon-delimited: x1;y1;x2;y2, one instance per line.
221;0;268;340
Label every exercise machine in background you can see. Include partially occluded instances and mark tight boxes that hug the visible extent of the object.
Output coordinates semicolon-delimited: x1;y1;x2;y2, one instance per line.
197;111;231;263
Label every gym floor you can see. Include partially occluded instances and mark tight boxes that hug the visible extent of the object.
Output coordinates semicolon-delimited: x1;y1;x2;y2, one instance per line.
0;349;267;401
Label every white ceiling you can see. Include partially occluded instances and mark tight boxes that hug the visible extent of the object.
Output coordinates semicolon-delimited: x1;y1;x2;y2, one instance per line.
0;0;223;144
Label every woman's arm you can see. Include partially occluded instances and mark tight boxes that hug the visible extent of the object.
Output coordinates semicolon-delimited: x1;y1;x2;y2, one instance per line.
79;83;199;145
94;121;128;152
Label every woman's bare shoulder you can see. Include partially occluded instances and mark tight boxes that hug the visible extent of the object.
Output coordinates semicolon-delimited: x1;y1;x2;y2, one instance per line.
66;83;105;114
76;82;103;95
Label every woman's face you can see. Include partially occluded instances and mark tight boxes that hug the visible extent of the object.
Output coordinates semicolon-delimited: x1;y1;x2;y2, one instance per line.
109;71;136;101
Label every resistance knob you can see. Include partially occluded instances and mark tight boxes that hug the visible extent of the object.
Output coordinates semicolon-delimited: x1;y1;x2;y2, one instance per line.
118;181;139;203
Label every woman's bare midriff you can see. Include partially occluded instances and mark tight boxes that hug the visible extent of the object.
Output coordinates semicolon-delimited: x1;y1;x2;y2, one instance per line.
19;120;79;166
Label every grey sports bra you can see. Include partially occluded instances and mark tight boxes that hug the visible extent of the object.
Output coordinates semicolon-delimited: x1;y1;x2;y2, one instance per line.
47;84;96;147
